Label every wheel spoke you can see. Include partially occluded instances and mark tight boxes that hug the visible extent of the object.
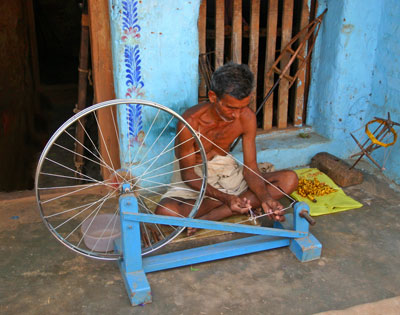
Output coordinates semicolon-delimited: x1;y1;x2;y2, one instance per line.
40;181;107;204
137;124;186;182
136;149;201;180
44;157;115;190
104;207;121;253
53;142;122;181
64;128;113;173
93;111;117;172
136;177;201;194
36;100;207;260
137;196;171;235
89;208;120;254
141;163;204;182
73;190;117;244
44;195;113;219
54;190;115;231
132;108;161;162
128;135;195;174
136;116;174;166
139;186;196;208
39;171;104;183
138;194;185;218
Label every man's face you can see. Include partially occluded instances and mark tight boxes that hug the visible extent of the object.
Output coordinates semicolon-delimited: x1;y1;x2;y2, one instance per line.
215;94;251;121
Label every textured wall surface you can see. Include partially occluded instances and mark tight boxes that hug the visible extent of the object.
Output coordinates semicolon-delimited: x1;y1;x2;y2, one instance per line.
307;0;400;184
108;0;201;184
108;0;400;185
369;0;400;183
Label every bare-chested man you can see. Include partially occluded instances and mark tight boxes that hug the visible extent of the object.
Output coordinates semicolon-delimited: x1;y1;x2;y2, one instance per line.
156;62;298;234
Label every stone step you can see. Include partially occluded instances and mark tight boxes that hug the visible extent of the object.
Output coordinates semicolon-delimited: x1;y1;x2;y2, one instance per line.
231;128;332;170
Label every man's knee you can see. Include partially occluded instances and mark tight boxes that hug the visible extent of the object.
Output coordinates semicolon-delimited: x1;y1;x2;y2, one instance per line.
284;170;298;194
155;199;180;216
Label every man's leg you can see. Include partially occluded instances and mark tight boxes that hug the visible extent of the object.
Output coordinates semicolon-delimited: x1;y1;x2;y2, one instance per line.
262;170;298;199
155;170;298;234
232;170;298;221
156;197;235;236
155;197;225;217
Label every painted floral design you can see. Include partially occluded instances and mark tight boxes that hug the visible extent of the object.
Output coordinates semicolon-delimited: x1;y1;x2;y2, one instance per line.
121;0;145;146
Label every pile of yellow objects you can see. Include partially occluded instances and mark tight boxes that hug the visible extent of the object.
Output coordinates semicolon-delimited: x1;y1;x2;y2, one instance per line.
297;178;337;202
291;168;363;216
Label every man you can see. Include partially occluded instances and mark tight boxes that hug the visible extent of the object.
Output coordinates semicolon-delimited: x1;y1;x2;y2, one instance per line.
156;62;298;234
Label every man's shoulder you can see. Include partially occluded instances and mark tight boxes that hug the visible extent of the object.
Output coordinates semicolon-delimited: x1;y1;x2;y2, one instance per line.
182;102;210;121
240;107;256;123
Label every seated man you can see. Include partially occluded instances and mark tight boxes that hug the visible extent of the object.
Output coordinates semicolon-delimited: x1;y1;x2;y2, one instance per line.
155;62;298;234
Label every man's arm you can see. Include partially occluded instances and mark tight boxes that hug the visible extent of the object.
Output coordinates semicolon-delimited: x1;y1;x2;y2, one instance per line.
241;110;283;217
176;120;250;214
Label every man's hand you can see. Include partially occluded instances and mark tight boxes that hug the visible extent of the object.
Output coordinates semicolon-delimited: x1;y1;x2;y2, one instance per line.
226;196;251;214
261;198;285;222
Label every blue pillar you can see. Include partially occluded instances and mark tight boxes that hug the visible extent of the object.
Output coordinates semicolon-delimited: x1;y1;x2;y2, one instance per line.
275;202;322;262
108;0;201;185
117;194;151;305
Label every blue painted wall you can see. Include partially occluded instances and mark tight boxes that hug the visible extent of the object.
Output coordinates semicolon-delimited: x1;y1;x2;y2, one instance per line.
108;0;400;185
108;0;201;185
307;0;400;184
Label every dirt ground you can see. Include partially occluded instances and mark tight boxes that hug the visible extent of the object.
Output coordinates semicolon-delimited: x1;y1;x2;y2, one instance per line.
1;161;400;315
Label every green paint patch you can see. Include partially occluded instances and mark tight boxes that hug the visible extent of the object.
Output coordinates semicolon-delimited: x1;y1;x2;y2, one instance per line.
298;133;310;139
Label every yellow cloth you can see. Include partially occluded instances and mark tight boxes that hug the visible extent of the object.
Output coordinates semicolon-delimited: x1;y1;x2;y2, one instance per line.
291;168;363;216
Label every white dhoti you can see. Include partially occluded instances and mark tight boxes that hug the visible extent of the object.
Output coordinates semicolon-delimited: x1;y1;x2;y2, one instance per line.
161;155;248;201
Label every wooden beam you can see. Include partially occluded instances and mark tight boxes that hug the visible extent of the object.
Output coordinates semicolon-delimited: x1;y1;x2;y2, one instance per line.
198;0;207;98
215;0;225;69
263;0;278;130
277;0;293;129
304;0;318;120
248;0;260;112
88;0;120;179
26;0;40;92
231;0;242;63
293;0;309;127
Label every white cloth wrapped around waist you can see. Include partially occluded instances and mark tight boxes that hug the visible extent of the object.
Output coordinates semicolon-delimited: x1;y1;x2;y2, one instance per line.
161;154;248;201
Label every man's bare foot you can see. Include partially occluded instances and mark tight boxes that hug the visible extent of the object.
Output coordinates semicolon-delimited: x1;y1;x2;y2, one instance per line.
187;227;197;236
278;215;286;222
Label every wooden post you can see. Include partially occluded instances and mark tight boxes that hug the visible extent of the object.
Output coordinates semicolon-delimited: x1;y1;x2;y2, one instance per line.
88;0;120;179
26;0;40;93
231;0;242;64
198;0;207;98
215;0;225;69
277;0;293;129
293;0;310;127
304;0;318;120
263;0;278;130
248;0;260;112
0;0;37;190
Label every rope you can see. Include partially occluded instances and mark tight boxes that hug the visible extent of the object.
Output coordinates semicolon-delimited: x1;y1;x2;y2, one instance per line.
182;202;295;242
198;132;297;202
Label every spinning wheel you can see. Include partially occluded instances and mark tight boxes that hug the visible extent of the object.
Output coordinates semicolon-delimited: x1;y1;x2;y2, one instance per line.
36;99;321;306
35;99;207;260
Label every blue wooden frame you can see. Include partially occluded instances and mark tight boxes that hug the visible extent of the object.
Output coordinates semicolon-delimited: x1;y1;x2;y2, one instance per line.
115;194;322;306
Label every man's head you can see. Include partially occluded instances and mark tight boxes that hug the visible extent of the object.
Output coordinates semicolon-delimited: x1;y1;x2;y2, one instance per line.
208;62;254;121
209;62;254;100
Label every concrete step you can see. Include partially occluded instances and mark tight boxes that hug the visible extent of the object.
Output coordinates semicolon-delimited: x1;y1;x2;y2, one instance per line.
231;128;332;170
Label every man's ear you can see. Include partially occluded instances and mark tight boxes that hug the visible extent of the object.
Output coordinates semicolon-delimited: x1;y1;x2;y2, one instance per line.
208;90;217;103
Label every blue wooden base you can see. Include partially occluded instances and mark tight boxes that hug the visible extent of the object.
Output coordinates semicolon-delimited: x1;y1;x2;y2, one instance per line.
115;239;152;305
116;196;321;306
274;213;322;262
143;235;290;273
120;268;152;306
